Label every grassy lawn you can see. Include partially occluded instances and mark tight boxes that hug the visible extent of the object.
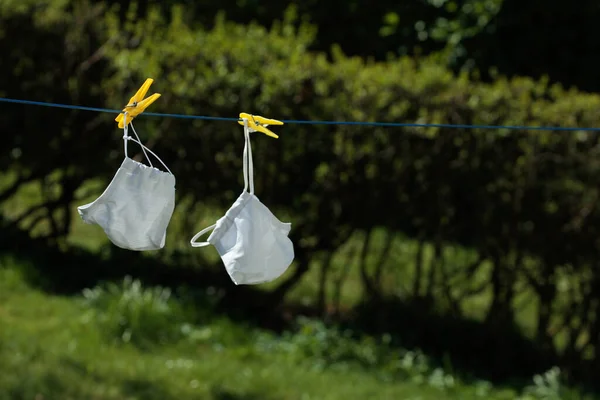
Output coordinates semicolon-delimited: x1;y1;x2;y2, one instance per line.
2;259;574;400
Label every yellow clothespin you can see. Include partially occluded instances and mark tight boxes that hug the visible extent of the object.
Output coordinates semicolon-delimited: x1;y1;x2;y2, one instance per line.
238;113;283;139
115;78;161;129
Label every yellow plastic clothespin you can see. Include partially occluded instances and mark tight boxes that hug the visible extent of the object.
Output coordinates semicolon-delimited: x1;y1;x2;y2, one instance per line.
238;113;283;139
115;78;161;129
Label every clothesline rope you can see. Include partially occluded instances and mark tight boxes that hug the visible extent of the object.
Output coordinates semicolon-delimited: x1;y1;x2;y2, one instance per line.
1;96;599;132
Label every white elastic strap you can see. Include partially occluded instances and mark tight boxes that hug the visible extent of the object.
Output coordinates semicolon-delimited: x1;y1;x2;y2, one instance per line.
123;113;129;158
128;121;154;168
124;136;173;175
190;223;216;247
123;113;152;167
248;121;254;194
242;120;255;194
121;113;173;175
242;119;249;193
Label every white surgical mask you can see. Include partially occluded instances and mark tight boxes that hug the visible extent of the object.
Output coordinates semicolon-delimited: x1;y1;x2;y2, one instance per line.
77;114;176;251
190;120;294;285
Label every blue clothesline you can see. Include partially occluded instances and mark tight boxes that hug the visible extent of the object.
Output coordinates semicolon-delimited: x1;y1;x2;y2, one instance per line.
1;96;599;132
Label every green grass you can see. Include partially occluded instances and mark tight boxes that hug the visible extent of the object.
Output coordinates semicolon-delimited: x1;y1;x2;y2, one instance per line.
0;259;592;400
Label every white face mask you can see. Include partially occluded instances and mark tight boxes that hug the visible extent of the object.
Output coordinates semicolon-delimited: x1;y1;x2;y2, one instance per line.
190;120;294;285
77;116;176;251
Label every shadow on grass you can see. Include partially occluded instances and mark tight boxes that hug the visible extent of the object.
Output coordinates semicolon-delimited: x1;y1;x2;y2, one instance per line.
2;224;599;395
210;386;277;400
349;297;573;389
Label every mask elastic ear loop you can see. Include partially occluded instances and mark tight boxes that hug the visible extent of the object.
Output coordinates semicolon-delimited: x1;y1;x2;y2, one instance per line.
123;112;129;158
241;119;255;194
128;122;154;168
190;223;216;247
247;121;254;195
130;122;155;169
124;136;173;175
242;119;250;193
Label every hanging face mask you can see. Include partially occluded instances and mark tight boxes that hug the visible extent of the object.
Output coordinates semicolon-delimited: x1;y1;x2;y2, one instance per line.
77;114;176;251
190;120;294;285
